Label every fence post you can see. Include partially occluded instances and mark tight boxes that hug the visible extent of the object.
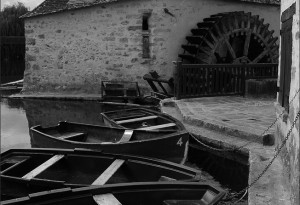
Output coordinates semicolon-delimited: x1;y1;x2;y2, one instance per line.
175;61;182;100
242;66;246;96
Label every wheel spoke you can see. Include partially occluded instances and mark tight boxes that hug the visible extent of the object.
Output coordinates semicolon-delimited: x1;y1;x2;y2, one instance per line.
243;31;251;56
224;36;237;60
251;49;269;63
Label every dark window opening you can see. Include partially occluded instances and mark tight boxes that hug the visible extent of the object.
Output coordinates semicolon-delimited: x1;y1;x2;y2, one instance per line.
142;15;149;31
142;13;151;58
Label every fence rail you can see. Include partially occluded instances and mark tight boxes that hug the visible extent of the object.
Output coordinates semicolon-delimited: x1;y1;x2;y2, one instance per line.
175;62;278;99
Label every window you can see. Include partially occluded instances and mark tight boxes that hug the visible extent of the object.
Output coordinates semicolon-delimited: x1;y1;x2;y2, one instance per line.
142;15;149;31
278;3;295;112
142;13;151;58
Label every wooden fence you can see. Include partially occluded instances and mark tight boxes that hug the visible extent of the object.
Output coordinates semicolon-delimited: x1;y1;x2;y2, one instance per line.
175;62;278;99
1;36;25;84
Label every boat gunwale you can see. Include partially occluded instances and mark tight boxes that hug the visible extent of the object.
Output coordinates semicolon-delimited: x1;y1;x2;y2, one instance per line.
30;121;188;145
1;148;200;176
2;182;226;205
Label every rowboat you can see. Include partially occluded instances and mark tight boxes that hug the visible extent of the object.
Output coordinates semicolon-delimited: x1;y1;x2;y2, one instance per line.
30;121;189;163
1;148;202;199
101;81;142;103
2;182;226;205
101;108;185;132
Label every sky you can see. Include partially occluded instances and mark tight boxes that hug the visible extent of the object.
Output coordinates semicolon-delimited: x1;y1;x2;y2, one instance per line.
1;0;44;10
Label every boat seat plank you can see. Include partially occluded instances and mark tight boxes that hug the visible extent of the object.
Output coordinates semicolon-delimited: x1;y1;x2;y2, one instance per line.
93;194;122;205
92;159;125;185
59;132;86;140
158;176;176;181
118;130;133;143
22;155;64;180
136;123;176;131
116;116;157;124
110;113;147;121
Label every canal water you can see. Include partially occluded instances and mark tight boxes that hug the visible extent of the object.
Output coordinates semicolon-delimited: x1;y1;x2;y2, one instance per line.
1;96;248;204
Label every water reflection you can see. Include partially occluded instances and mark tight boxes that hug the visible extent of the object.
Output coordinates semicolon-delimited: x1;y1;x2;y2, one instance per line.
1;98;124;152
23;99;108;128
1;98;30;152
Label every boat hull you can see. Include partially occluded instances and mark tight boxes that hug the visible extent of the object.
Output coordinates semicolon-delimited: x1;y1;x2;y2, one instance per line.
1;148;200;199
30;122;189;163
2;182;226;205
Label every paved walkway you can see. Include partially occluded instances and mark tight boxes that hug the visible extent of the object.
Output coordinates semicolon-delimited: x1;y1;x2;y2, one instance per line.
161;96;291;205
174;96;276;144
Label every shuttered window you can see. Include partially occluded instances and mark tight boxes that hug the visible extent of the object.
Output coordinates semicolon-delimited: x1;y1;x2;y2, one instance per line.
279;3;295;112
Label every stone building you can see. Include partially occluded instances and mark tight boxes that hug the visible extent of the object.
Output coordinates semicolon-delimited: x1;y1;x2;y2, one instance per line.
275;1;299;205
21;0;280;94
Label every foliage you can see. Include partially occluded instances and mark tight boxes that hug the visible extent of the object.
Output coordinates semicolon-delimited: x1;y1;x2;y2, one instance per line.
1;2;28;83
0;2;29;36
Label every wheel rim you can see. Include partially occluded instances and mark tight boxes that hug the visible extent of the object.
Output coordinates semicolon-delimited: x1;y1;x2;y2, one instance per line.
179;11;279;64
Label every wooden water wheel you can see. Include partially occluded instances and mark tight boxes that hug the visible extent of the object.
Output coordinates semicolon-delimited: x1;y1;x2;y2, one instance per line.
179;11;279;64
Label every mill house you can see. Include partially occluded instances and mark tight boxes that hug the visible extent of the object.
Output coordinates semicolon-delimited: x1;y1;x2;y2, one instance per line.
21;0;280;97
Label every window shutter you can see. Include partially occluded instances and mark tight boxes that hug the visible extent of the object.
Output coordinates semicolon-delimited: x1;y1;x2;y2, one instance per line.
279;16;293;111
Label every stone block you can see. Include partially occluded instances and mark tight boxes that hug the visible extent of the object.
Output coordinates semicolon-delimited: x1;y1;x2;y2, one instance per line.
128;26;142;31
121;20;129;25
38;34;45;39
25;29;34;34
26;38;36;45
32;64;40;70
262;133;275;146
103;36;116;41
26;54;36;61
119;38;128;43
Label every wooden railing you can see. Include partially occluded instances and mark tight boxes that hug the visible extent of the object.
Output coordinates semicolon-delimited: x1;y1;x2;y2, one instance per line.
175;62;278;99
244;63;278;79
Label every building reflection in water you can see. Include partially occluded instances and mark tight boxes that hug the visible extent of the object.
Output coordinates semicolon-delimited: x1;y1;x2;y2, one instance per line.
1;98;125;151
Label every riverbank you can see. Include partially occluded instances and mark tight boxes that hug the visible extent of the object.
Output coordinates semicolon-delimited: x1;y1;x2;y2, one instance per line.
7;93;292;204
161;97;291;205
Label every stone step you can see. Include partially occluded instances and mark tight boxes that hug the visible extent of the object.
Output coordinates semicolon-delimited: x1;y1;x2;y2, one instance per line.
173;100;275;146
161;103;292;205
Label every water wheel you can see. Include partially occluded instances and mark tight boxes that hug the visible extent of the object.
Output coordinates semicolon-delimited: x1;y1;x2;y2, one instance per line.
179;11;279;64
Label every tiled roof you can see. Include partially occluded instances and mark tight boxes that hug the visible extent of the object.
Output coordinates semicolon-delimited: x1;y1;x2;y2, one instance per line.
240;0;280;5
21;0;119;18
21;0;280;19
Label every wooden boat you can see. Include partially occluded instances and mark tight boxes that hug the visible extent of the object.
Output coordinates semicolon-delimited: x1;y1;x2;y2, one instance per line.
1;148;202;200
101;108;185;132
0;79;23;95
101;81;142;103
2;182;226;205
30;121;189;163
100;81;161;107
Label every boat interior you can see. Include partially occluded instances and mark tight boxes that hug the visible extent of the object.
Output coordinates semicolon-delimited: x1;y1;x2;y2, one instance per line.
104;110;179;131
32;122;176;143
1;151;196;197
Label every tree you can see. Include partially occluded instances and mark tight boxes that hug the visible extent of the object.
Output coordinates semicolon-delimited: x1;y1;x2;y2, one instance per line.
0;2;29;36
0;2;29;83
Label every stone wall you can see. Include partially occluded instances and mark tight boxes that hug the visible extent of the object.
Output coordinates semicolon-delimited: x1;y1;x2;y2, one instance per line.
275;1;299;205
23;0;280;94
